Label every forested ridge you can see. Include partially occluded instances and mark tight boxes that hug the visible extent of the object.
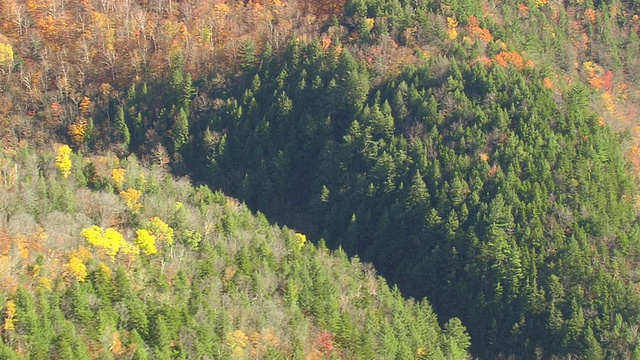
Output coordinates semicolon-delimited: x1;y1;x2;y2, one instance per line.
0;146;470;359
2;0;640;358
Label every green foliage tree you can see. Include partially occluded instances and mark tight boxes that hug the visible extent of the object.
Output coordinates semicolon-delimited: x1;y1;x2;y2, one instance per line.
116;106;131;150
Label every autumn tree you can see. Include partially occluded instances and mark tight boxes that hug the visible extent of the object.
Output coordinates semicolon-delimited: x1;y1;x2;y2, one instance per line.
55;145;72;178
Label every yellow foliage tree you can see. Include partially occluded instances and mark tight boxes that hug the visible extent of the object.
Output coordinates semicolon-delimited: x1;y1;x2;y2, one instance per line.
3;300;16;331
65;256;88;282
112;168;126;189
295;233;306;250
70;245;93;262
225;329;249;358
447;17;458;40
110;331;126;355
120;188;142;212
120;241;140;258
146;217;174;246
248;328;281;358
81;225;128;260
68;119;88;147
365;18;375;32
55;144;72;178
602;92;615;113
98;262;112;278
0;43;14;73
135;229;157;255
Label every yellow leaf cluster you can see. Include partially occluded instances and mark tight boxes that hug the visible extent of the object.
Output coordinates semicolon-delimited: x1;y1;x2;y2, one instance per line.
81;225;128;260
146;217;174;246
446;17;458;40
448;28;458;40
295;233;306;250
214;3;230;17
0;43;14;70
69;245;93;262
120;241;140;258
65;256;88;282
365;18;375;32
602;92;615;113
582;61;602;75
447;17;458;29
38;276;53;290
135;229;157;255
99;262;112;278
226;329;249;357
16;235;29;259
120;188;142;212
3;300;16;331
55;144;73;178
110;331;126;355
68;119;88;147
184;229;203;250
112;168;126;189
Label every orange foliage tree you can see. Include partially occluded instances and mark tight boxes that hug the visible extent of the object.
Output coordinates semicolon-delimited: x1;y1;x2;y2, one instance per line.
467;16;493;43
494;51;533;70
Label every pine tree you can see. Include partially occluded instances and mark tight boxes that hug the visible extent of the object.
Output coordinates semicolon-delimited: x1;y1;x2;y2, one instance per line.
173;107;189;152
116;106;130;150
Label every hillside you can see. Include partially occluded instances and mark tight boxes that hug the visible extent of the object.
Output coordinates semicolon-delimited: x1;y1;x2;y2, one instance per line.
200;40;640;358
0;145;470;359
1;0;640;358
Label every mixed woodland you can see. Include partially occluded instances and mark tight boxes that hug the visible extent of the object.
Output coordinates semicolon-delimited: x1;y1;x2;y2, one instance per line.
2;0;640;358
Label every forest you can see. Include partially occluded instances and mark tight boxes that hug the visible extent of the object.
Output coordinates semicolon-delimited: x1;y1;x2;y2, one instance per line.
2;0;640;358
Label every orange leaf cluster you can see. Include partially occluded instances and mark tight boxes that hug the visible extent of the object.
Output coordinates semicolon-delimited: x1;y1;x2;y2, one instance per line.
583;61;614;93
320;36;331;50
247;328;282;358
517;3;530;18
79;96;92;117
467;16;493;43
494;51;528;70
584;8;596;22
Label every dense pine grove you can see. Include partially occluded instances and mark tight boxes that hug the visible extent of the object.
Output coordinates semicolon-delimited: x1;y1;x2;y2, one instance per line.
199;42;640;358
2;0;640;358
